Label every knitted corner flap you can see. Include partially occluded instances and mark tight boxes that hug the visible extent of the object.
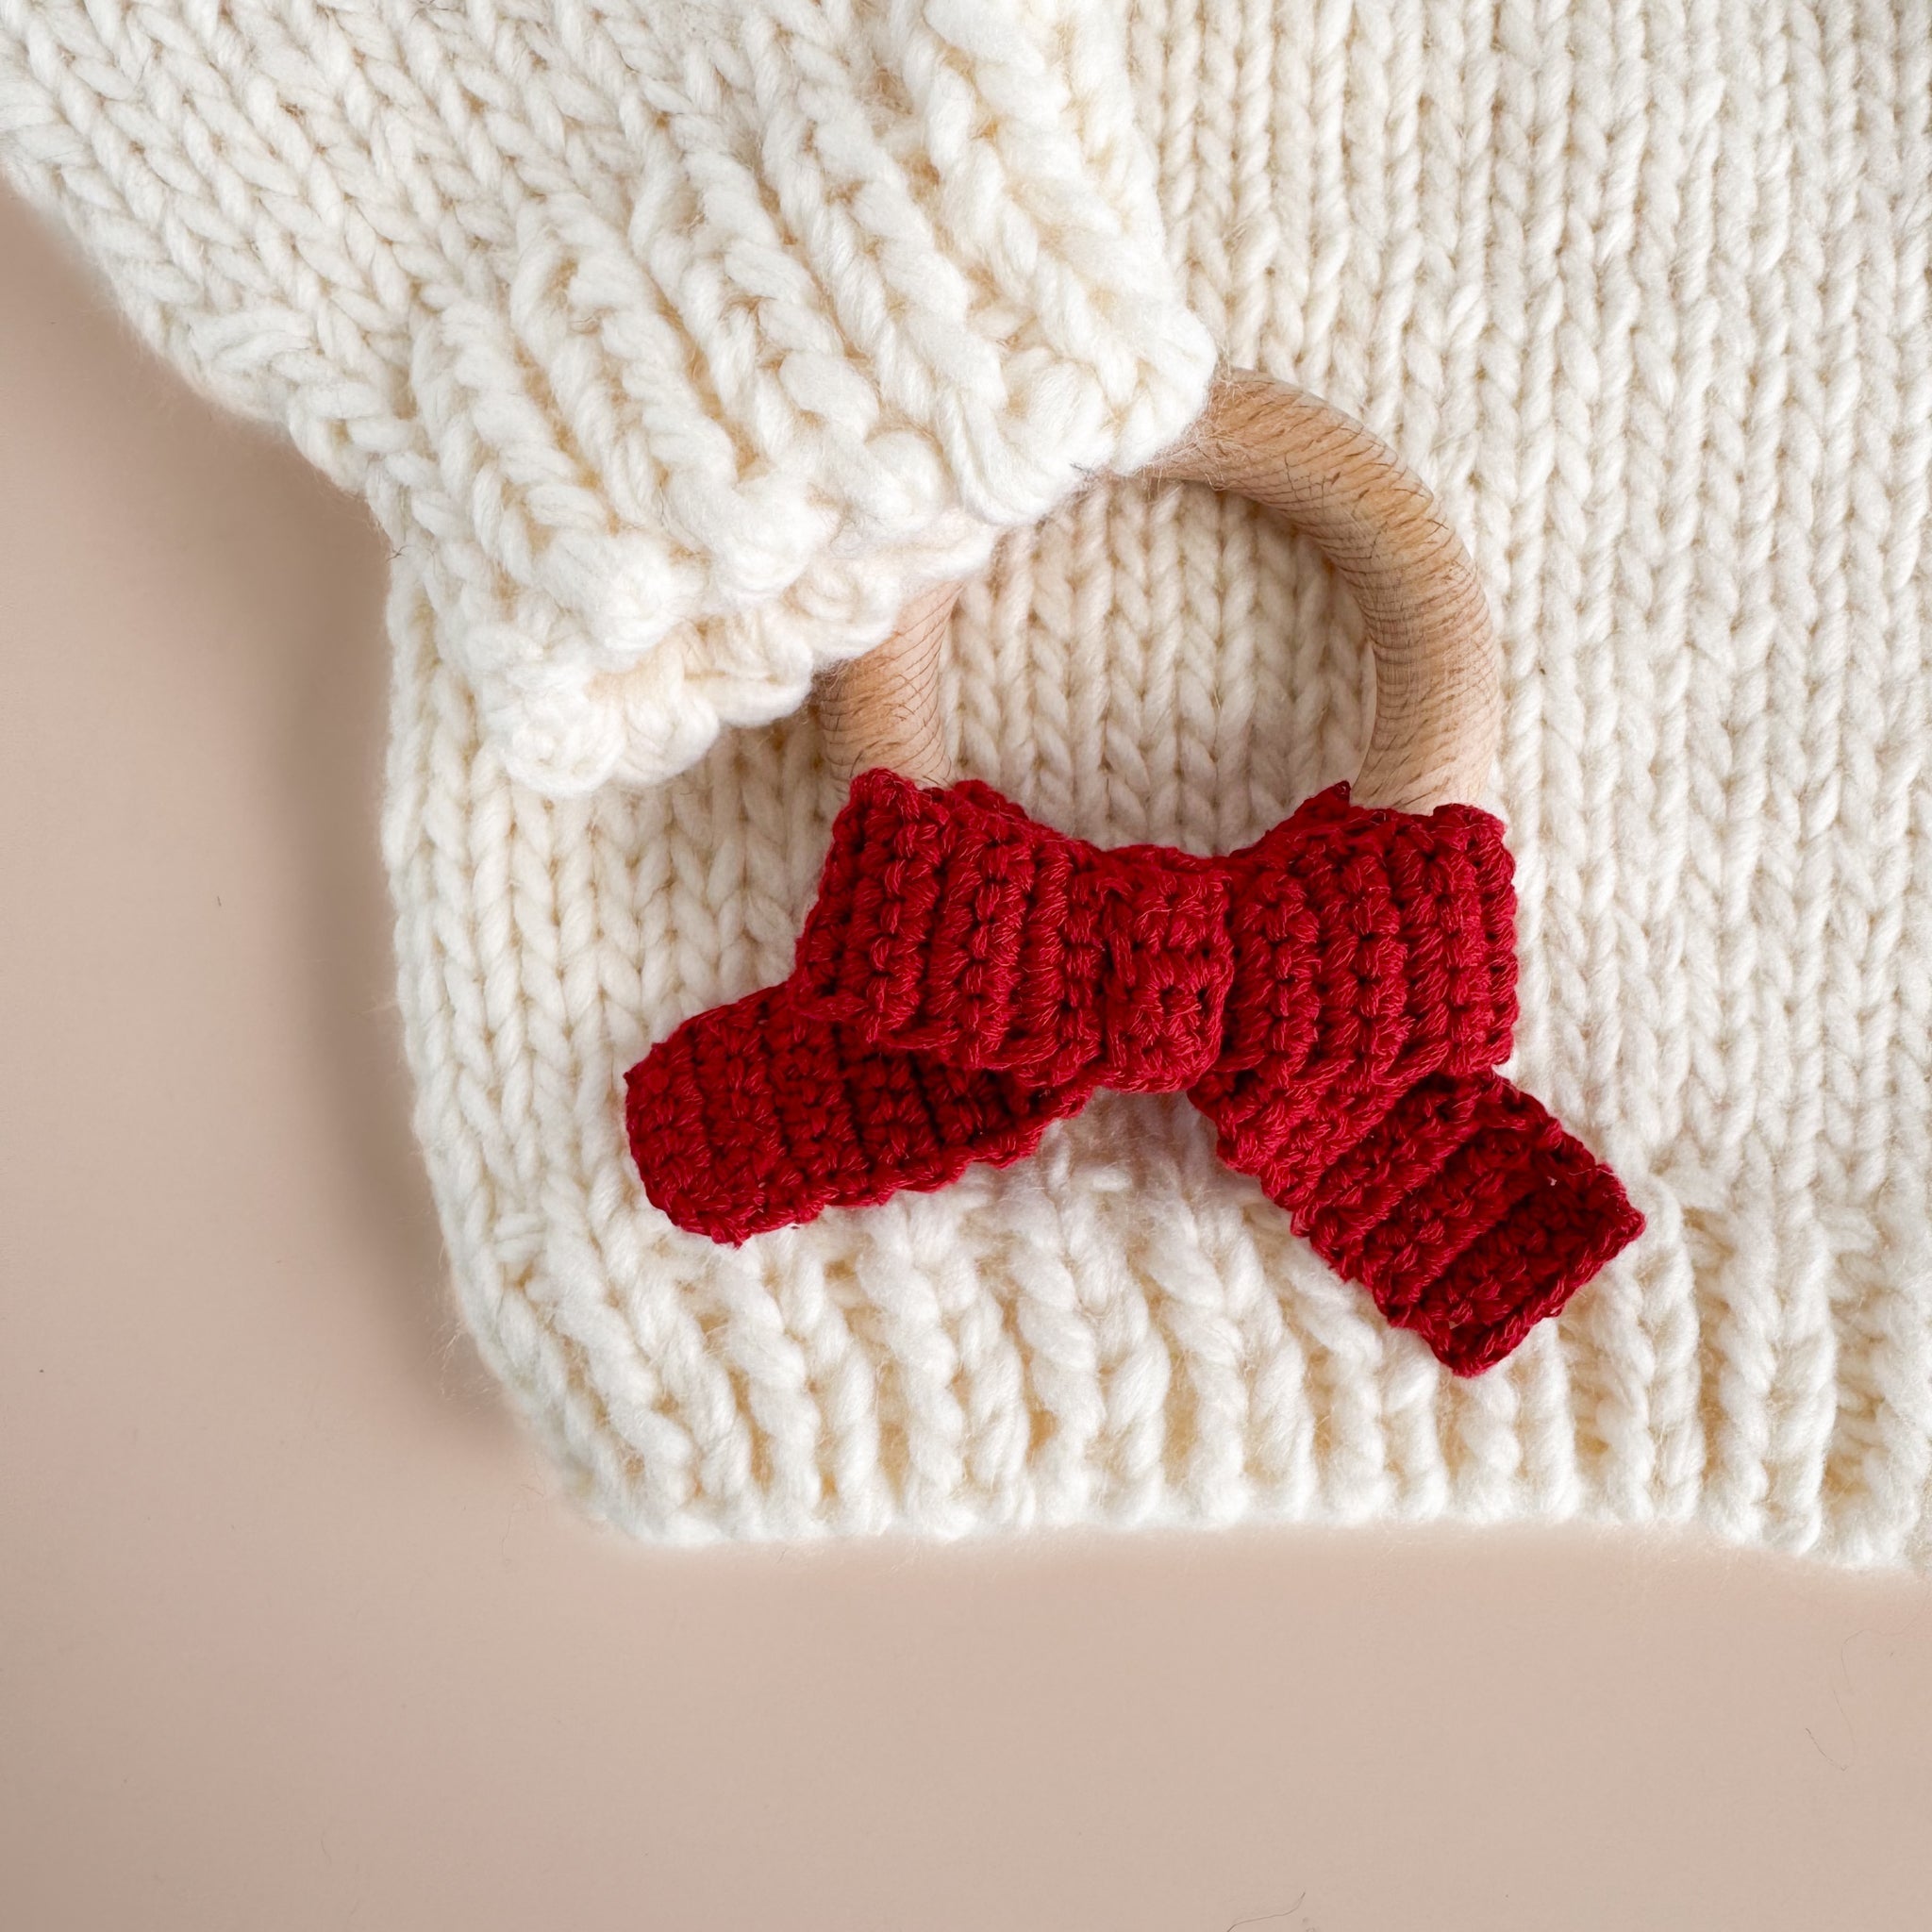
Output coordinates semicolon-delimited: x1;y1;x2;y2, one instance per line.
0;1;1213;794
629;774;1643;1371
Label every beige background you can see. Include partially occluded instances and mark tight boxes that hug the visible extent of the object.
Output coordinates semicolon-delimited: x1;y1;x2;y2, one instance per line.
3;186;1929;1931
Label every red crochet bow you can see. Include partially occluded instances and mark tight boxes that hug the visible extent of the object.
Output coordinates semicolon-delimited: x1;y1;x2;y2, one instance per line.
626;771;1642;1374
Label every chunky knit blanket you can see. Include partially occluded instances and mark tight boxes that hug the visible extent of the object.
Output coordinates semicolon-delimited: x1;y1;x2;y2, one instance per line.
6;1;1929;1564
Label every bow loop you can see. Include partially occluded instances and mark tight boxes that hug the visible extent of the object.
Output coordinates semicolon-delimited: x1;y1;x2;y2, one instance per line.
1205;788;1520;1137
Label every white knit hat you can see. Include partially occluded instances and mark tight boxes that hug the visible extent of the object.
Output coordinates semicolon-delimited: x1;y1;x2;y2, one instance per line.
8;0;1931;1566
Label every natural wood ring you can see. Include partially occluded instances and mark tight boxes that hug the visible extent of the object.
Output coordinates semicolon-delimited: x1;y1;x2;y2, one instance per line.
817;369;1503;814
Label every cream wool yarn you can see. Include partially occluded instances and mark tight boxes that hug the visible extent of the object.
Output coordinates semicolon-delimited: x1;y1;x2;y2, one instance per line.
0;0;1213;791
8;1;1932;1564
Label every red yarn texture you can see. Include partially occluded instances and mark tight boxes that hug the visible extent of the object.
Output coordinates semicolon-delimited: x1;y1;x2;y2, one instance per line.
626;771;1643;1374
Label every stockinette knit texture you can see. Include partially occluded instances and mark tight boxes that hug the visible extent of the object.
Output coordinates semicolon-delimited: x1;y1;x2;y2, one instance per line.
6;1;1931;1565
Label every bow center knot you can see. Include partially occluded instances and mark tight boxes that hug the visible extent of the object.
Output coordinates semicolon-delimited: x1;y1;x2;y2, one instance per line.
795;770;1237;1091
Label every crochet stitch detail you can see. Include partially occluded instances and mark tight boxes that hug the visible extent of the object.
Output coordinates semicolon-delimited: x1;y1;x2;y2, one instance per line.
627;773;1643;1374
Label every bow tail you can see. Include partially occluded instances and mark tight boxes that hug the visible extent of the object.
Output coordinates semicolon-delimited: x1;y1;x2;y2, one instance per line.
1191;1069;1644;1374
626;983;1096;1244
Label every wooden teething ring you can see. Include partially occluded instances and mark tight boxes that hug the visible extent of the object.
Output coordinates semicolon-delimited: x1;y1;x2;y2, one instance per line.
818;369;1503;816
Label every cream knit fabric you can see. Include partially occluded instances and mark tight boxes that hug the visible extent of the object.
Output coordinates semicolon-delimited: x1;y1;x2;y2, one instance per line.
0;0;1212;790
7;1;1931;1565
